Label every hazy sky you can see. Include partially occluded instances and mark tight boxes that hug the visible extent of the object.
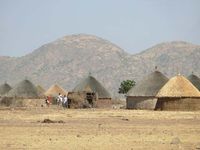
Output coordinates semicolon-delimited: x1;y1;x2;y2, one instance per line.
0;0;200;56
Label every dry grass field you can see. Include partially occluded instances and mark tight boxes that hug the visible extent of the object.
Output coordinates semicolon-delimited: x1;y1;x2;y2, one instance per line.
0;107;200;150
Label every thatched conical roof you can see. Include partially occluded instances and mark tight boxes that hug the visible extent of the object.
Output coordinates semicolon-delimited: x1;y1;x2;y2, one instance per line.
0;82;12;96
7;79;39;98
73;75;111;98
127;71;168;97
157;75;200;98
187;74;200;91
36;85;46;97
45;84;67;97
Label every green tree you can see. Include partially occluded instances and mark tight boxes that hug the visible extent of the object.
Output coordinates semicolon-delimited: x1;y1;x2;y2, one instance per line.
118;80;136;94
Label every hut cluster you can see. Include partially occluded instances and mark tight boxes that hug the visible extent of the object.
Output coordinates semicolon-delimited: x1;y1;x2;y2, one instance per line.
126;71;200;111
0;74;112;108
0;80;45;99
1;70;200;111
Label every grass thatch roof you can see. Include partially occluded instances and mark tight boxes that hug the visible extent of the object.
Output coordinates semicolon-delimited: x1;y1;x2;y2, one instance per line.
36;85;46;97
6;79;39;98
187;74;200;91
127;71;168;97
0;82;12;96
44;84;67;97
73;75;111;98
157;75;200;98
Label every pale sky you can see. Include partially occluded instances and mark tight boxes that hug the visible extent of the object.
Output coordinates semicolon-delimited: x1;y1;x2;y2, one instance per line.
0;0;200;56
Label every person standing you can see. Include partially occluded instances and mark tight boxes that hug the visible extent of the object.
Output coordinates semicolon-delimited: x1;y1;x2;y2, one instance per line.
45;96;51;107
63;95;68;108
57;93;63;106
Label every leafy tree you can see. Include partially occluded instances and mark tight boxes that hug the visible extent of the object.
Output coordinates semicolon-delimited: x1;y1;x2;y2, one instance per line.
118;80;136;94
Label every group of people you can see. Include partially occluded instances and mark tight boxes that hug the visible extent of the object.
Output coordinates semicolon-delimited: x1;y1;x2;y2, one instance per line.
45;93;68;108
57;93;68;108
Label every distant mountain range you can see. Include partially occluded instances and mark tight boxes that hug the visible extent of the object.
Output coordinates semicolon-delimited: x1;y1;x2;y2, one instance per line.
0;34;200;97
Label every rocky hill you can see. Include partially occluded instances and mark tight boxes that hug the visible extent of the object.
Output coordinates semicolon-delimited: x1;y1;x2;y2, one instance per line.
135;41;200;77
0;34;200;97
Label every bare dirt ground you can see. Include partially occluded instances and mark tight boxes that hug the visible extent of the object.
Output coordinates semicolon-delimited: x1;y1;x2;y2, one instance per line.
0;107;200;150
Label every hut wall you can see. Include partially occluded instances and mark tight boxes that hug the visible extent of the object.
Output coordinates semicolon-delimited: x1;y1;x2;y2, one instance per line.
126;96;157;110
155;97;200;111
96;98;112;108
0;97;45;107
67;92;88;108
68;92;112;108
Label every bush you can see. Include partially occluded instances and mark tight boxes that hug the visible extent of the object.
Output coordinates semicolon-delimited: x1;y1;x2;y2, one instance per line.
118;80;136;94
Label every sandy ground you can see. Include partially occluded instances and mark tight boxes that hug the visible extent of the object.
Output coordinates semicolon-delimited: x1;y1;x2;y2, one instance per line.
0;107;200;150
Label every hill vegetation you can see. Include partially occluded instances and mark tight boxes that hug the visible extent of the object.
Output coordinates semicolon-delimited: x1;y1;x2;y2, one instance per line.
0;34;200;96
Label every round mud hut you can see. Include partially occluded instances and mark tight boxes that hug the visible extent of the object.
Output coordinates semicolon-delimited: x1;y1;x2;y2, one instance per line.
187;74;200;91
69;75;111;108
0;82;12;96
126;71;168;110
44;84;67;97
6;79;39;98
155;75;200;111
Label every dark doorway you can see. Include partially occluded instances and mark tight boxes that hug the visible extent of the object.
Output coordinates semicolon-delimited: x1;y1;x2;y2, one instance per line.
86;92;95;106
